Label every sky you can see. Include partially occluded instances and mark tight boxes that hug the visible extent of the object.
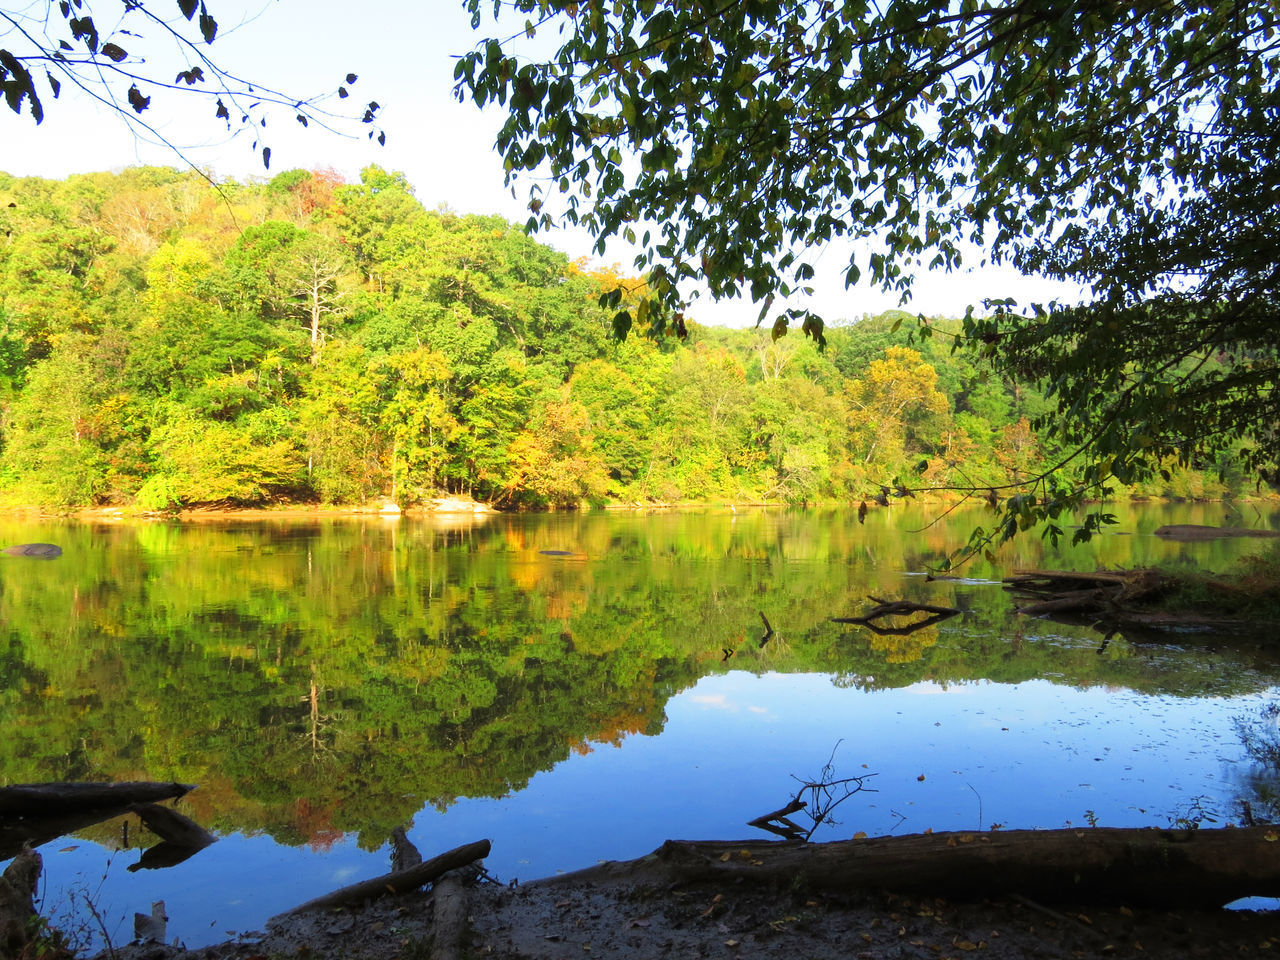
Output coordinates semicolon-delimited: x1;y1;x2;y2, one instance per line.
2;0;1086;328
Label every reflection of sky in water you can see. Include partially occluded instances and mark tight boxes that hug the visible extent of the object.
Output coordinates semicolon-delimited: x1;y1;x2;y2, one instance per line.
39;674;1278;950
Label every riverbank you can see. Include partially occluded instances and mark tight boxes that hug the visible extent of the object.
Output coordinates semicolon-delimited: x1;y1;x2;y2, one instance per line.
1;493;1272;524
85;866;1280;960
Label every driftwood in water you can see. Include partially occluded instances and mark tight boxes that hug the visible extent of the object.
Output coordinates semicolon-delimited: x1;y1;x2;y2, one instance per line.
124;803;217;872
390;826;423;872
747;798;808;840
1007;569;1163;618
532;827;1280;909
1006;569;1269;633
0;783;198;860
128;840;211;872
832;596;961;636
275;839;491;918
129;802;216;848
1156;524;1280;541
0;847;42;956
2;542;62;558
0;780;193;816
2;807;127;862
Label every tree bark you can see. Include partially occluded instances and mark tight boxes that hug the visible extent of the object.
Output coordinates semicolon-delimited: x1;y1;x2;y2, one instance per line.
275;839;491;918
430;870;471;960
532;827;1280;908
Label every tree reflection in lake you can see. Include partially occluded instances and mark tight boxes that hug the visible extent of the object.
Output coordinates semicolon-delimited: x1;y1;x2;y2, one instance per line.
0;502;1277;949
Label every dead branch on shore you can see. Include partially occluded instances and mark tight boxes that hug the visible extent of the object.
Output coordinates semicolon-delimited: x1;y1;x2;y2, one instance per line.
832;597;961;636
274;839;491;918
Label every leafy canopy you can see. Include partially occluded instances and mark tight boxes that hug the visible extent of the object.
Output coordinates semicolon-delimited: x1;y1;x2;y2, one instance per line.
455;0;1280;546
1;0;384;167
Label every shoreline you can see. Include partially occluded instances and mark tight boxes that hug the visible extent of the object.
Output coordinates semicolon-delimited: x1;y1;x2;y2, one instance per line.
0;493;1272;523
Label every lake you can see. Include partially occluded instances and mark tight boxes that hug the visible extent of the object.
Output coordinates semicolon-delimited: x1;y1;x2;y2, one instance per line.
2;502;1279;951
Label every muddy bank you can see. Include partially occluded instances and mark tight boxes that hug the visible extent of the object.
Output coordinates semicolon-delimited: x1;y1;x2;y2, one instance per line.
92;869;1280;960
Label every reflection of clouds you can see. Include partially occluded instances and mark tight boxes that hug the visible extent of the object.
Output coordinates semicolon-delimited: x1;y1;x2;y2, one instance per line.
687;695;775;719
690;694;733;709
903;682;956;696
331;866;361;882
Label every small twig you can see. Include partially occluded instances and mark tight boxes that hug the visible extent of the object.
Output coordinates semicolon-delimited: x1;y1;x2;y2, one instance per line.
966;782;983;831
79;890;118;960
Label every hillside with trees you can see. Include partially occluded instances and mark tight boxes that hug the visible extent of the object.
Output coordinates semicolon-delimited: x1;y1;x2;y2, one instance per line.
0;166;1257;511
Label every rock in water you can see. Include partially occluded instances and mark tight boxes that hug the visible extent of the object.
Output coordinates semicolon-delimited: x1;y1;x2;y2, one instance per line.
2;543;62;558
133;901;167;942
0;847;42;955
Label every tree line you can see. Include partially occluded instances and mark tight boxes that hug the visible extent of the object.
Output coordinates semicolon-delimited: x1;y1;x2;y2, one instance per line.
0;165;1252;511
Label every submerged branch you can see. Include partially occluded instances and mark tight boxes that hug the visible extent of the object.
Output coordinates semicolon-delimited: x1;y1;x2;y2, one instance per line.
832;597;961;636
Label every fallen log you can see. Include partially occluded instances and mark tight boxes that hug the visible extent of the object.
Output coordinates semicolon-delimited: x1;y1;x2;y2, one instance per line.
0;781;193;816
129;802;216;848
430;870;471;960
2;807;131;861
531;827;1280;909
1015;588;1110;617
1156;524;1280;541
274;838;491;918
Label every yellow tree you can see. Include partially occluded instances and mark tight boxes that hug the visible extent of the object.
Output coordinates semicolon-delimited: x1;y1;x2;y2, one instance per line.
844;347;949;474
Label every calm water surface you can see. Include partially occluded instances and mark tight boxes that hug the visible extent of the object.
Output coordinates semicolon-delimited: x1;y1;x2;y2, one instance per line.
2;502;1279;950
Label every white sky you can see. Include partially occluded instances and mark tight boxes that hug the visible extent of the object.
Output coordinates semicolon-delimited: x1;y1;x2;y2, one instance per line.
1;0;1086;327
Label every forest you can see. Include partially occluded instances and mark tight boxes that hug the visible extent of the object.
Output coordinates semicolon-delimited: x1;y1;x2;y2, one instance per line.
0;165;1255;511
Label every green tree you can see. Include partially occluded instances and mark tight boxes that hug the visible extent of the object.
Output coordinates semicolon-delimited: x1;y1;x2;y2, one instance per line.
1;342;108;505
377;347;461;502
296;341;387;502
457;0;1280;537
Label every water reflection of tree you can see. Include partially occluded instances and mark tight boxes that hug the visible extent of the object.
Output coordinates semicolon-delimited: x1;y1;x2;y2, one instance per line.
1232;703;1280;823
1;514;1276;850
